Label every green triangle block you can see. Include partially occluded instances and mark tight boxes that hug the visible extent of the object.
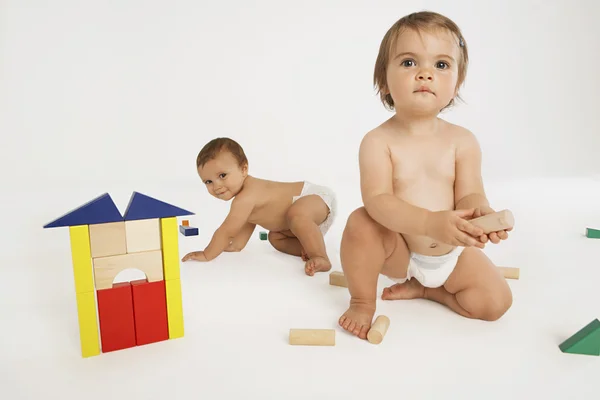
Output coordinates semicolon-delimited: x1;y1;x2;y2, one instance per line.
586;228;600;239
559;319;600;356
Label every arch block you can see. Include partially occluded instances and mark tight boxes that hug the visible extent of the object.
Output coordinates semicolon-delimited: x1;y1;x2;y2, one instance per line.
92;250;163;290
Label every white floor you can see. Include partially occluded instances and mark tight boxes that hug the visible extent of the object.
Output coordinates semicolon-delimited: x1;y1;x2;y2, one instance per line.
2;177;599;399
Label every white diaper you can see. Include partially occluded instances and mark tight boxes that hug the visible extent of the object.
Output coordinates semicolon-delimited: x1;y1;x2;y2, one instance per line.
292;181;337;235
390;246;465;288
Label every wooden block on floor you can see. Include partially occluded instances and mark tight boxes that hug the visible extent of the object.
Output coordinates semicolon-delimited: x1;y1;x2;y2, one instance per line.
165;279;184;339
179;225;198;236
259;231;267;240
181;219;189;226
93;250;164;290
69;225;95;294
161;217;180;281
125;218;161;253
97;282;136;353
586;227;600;239
131;279;169;346
75;291;100;358
329;271;348;288
498;266;520;280
559;319;600;356
289;329;335;346
89;221;127;258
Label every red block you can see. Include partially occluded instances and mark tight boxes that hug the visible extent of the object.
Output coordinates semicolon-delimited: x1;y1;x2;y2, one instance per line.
131;279;169;346
97;282;136;352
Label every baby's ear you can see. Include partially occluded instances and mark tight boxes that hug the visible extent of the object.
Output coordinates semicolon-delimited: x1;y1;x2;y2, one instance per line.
241;162;249;176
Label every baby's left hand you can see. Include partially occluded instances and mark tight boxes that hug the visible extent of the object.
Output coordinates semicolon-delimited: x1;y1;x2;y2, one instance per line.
472;206;511;244
182;251;208;262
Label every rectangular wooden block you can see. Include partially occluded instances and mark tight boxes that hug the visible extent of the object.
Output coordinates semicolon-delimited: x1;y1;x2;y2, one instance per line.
498;266;520;280
181;220;189;226
69;225;95;294
131;279;169;346
125;218;161;253
165;279;184;339
586;228;600;239
75;291;100;357
89;221;127;258
160;217;180;281
329;271;348;288
289;329;335;346
97;282;137;353
179;225;198;236
93;250;164;290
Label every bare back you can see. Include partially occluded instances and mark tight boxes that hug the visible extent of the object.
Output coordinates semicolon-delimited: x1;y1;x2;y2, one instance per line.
236;177;305;231
363;117;467;256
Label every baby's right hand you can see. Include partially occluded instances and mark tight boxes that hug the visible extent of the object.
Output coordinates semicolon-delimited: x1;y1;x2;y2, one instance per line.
425;209;485;248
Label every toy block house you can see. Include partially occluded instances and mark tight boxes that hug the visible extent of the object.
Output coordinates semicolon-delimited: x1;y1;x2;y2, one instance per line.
44;191;194;358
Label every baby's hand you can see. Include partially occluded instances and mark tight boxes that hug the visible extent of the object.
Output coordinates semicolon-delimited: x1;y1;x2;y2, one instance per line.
425;209;485;248
181;251;208;262
471;206;511;244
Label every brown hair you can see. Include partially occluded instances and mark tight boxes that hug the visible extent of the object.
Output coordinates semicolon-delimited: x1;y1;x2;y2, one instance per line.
196;137;248;169
373;11;469;111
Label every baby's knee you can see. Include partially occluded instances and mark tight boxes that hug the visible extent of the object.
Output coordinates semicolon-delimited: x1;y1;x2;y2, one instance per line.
479;287;513;321
342;207;383;243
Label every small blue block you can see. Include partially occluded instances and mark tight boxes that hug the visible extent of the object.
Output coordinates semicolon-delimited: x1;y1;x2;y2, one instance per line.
179;225;198;236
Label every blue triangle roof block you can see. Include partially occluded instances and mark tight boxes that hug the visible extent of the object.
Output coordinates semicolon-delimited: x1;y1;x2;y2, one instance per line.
123;192;194;221
43;193;124;228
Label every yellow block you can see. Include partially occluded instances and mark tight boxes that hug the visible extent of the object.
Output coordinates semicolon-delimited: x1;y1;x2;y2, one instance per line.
69;225;95;294
160;217;180;281
75;291;100;357
165;279;184;339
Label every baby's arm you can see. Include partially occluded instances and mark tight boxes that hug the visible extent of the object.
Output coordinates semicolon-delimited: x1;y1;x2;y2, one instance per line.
224;222;256;252
202;196;255;260
359;132;430;235
454;130;490;210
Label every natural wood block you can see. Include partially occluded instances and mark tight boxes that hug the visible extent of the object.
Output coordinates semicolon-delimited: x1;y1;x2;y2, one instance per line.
89;221;127;258
75;291;100;358
161;217;180;281
69;225;95;294
367;315;390;344
289;329;335;346
93;250;164;290
125;218;161;253
329;271;348;288
165;279;184;339
498;266;520;280
469;209;514;234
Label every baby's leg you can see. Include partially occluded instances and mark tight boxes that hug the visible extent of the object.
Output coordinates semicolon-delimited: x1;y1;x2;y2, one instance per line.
285;195;331;276
383;247;513;321
338;207;410;339
268;230;305;258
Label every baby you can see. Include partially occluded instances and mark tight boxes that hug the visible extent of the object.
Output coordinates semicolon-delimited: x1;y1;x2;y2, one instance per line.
181;137;337;276
338;11;514;339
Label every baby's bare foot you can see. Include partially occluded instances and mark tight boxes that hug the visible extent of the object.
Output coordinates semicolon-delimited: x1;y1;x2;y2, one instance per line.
381;279;425;300
304;256;331;276
301;249;309;262
339;299;376;340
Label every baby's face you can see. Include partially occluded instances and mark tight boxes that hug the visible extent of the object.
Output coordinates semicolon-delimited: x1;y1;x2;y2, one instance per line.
198;151;247;201
385;28;460;114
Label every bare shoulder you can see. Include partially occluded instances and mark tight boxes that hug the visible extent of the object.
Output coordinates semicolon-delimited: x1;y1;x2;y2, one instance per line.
360;123;394;153
442;120;480;151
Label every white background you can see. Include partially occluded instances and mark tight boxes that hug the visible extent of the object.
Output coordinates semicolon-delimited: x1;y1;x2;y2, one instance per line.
1;0;600;399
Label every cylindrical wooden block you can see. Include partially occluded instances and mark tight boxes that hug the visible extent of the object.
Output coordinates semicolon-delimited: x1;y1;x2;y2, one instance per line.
498;266;519;280
367;315;390;344
469;209;514;234
289;329;335;346
329;271;348;288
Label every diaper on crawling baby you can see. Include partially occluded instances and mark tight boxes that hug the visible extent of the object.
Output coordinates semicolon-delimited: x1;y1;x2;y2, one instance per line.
389;246;465;288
